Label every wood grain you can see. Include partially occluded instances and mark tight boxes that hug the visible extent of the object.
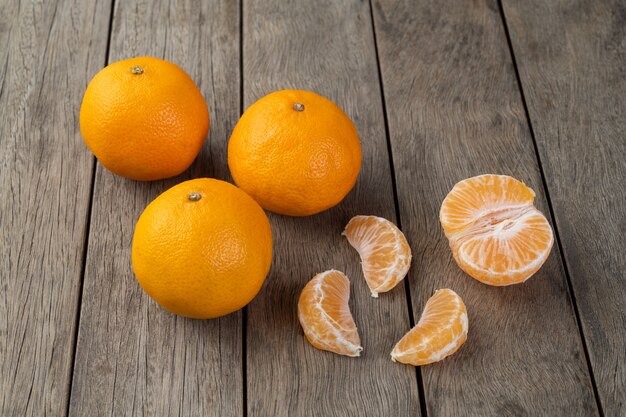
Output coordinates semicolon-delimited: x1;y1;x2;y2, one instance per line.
0;0;111;415
371;0;598;415
243;0;420;415
501;0;626;414
68;1;242;416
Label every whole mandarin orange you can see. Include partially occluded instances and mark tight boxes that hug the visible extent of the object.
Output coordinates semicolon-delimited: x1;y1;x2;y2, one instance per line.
228;90;362;216
80;56;210;181
131;178;272;319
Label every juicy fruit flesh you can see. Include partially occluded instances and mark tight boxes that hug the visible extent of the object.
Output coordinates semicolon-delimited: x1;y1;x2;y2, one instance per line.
453;207;551;274
440;174;536;236
440;175;554;285
391;289;468;366
343;215;411;297
297;270;363;357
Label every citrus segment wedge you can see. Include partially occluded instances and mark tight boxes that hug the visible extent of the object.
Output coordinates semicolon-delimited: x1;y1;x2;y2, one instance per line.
343;216;411;297
391;289;468;366
297;270;363;357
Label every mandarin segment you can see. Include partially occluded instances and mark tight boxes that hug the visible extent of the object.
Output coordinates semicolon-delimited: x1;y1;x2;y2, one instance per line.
343;215;411;297
391;289;468;366
440;174;536;237
297;270;363;357
440;175;553;285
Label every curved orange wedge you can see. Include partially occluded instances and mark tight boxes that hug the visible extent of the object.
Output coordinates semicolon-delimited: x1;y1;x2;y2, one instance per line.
391;289;468;366
297;270;363;357
343;215;411;297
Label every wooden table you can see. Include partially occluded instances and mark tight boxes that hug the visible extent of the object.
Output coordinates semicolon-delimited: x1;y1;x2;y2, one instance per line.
1;0;624;416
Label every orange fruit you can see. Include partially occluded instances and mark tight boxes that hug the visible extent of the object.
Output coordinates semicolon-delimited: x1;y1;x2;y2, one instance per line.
228;90;362;216
131;178;272;319
343;215;411;297
391;289;468;366
440;174;554;285
297;270;363;357
80;56;210;181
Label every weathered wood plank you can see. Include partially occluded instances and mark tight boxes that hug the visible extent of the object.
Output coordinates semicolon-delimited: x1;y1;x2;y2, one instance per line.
371;0;598;415
501;0;626;414
68;1;242;416
243;0;420;415
0;0;111;414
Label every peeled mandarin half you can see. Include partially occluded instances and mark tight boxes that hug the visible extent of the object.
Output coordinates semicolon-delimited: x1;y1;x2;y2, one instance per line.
391;289;468;366
297;270;363;357
440;174;554;286
343;215;411;297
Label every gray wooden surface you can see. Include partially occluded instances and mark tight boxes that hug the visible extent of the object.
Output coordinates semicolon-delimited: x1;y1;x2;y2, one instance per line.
68;1;242;416
371;0;597;415
502;1;626;414
1;0;623;416
243;0;419;416
0;0;111;415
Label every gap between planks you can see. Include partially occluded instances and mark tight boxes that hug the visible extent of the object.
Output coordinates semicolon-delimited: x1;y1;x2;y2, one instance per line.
65;0;117;416
60;1;604;416
496;1;604;415
239;0;247;415
366;0;428;416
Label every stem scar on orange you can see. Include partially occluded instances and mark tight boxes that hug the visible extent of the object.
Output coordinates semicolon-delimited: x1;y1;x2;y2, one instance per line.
80;56;210;181
131;178;272;319
228;90;362;216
